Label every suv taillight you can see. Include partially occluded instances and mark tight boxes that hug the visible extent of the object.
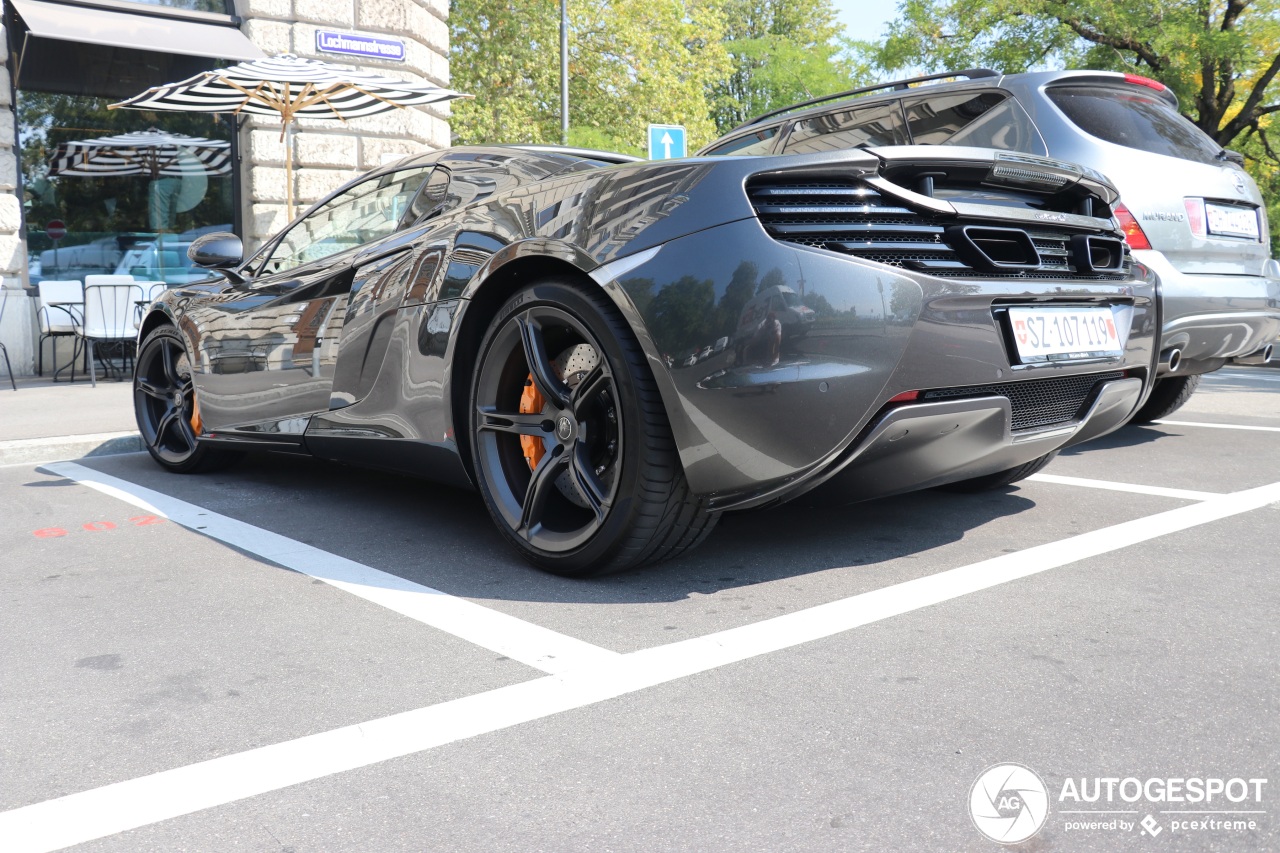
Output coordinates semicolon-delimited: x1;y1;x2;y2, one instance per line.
1114;203;1152;250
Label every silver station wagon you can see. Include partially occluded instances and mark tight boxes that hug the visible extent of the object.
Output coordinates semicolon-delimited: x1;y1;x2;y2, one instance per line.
700;69;1280;421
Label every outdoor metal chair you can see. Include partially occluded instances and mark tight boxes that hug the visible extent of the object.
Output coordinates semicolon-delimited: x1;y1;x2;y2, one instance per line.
0;289;17;391
79;276;144;387
132;281;168;328
36;279;85;381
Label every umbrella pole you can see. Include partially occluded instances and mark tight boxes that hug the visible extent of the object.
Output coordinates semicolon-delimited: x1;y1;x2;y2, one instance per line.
285;120;294;220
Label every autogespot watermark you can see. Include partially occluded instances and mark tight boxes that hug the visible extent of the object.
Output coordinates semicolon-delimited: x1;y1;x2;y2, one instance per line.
968;765;1269;844
969;764;1051;844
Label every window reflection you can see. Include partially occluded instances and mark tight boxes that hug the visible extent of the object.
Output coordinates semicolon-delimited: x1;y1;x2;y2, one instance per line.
20;92;235;285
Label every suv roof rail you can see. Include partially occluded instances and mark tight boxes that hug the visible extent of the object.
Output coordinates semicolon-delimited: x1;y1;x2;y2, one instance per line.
729;68;1001;133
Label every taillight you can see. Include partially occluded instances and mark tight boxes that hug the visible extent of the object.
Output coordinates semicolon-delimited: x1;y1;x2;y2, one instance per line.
1124;73;1167;92
1183;198;1206;237
1114;203;1152;250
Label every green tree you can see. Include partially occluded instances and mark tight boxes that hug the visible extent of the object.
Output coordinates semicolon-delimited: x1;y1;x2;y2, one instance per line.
710;0;856;133
447;2;561;146
450;0;731;155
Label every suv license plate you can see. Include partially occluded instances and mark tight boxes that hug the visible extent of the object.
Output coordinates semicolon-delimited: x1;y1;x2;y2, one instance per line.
1205;203;1260;240
1008;307;1123;363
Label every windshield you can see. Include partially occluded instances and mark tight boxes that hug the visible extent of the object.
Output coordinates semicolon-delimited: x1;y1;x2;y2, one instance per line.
1046;85;1224;165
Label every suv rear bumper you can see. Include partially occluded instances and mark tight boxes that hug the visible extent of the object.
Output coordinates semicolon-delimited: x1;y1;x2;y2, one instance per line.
1133;249;1280;372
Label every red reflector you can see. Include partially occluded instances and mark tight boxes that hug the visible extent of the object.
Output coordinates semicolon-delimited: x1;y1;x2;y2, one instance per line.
1124;73;1167;92
1114;203;1152;250
1183;197;1206;237
888;390;920;403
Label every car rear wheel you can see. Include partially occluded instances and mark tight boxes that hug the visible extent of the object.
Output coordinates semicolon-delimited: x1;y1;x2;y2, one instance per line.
937;452;1059;493
469;280;717;576
1129;374;1202;424
134;326;241;474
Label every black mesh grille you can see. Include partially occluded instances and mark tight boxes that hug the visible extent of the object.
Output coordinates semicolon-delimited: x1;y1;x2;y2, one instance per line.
748;180;1130;281
921;372;1125;431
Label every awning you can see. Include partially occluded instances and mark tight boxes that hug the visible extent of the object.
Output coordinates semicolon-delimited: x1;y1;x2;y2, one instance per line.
9;0;265;98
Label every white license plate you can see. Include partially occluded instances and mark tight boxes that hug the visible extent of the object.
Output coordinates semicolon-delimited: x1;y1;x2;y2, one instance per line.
1205;203;1260;240
1007;307;1123;362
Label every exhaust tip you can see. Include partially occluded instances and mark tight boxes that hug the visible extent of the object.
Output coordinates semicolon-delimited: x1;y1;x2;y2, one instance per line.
1233;344;1276;366
1160;347;1182;374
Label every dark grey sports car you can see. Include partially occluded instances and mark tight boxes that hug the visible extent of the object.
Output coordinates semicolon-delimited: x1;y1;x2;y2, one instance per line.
135;144;1157;575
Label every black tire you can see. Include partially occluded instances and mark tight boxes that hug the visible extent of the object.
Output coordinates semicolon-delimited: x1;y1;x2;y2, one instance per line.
468;280;718;576
1129;374;1202;424
937;451;1058;493
133;326;242;474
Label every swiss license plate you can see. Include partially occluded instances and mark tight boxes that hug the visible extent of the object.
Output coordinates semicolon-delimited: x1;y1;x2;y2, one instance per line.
1205;203;1260;240
1007;307;1123;363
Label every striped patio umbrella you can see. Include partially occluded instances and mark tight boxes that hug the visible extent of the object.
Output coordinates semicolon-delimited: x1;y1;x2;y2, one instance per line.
48;128;231;179
110;54;469;217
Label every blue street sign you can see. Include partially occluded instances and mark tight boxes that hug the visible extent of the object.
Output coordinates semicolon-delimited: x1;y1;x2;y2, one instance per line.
315;30;406;62
648;124;687;160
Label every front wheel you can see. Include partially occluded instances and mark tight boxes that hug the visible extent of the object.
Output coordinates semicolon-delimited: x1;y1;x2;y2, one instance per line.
133;326;241;474
469;280;717;576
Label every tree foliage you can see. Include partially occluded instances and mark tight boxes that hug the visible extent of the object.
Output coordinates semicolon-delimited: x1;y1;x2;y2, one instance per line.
449;0;731;155
709;0;855;133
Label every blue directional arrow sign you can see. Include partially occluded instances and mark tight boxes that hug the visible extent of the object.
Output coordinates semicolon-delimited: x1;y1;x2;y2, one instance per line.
648;124;687;160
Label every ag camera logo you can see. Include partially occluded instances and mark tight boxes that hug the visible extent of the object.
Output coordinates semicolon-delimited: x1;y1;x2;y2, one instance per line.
970;763;1050;844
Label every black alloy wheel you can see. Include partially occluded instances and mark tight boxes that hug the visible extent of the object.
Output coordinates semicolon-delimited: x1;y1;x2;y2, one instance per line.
133;326;240;474
469;280;717;576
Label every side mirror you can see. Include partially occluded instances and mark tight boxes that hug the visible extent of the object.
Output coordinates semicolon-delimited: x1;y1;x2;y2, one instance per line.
188;232;243;269
188;232;247;284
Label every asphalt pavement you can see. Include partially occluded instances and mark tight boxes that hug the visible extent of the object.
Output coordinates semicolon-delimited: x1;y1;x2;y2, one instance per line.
1;366;1277;852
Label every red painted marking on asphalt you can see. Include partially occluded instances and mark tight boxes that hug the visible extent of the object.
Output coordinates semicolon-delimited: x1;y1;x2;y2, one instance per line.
31;516;167;538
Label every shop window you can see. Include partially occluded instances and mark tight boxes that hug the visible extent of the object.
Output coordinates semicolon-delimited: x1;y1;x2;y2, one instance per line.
20;91;236;285
68;0;235;14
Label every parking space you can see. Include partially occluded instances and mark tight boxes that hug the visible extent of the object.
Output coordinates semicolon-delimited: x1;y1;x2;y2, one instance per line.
2;368;1277;852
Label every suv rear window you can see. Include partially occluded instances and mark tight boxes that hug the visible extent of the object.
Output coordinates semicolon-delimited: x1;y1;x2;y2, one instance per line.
1046;86;1223;165
903;90;1047;155
784;102;908;154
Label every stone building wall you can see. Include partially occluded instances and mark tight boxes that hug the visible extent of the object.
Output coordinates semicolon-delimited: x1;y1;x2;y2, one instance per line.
0;15;33;374
237;0;452;252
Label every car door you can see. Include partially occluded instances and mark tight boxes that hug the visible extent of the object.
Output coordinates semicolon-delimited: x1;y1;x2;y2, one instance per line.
187;166;433;433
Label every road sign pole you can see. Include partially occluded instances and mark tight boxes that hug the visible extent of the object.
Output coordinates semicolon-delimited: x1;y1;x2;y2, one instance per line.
560;0;569;146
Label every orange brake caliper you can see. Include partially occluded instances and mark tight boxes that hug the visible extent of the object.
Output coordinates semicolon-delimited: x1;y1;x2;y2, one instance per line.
518;374;545;470
190;391;203;436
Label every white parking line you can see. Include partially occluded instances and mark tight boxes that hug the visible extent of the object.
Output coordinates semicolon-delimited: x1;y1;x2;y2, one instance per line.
1027;473;1222;501
1154;419;1280;433
1211;369;1280;384
7;478;1280;853
41;462;620;675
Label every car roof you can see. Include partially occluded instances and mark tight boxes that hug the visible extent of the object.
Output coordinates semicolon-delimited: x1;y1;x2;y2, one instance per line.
719;68;1181;142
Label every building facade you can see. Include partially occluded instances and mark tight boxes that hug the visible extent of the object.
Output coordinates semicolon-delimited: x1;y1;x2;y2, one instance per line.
0;0;451;375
